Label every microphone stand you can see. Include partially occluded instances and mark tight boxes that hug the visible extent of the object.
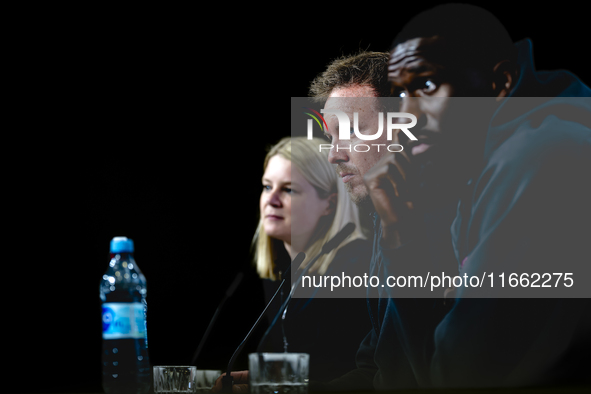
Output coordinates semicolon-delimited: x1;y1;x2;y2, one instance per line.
190;272;244;366
257;223;357;353
221;222;355;393
221;252;306;393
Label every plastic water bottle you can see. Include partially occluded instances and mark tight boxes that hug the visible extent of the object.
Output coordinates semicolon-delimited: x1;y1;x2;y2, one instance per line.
100;236;151;394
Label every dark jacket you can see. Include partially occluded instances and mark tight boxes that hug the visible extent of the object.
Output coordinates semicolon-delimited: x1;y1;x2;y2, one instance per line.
261;238;373;382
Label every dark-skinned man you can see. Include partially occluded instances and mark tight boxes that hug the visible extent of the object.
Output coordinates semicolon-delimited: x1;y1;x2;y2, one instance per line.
350;3;591;390
216;5;590;390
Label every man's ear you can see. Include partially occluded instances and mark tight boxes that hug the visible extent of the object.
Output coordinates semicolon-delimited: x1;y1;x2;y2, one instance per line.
324;192;338;216
492;60;519;100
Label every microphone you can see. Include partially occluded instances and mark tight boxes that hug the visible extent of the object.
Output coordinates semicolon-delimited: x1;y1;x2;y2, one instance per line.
256;222;356;353
190;271;244;366
221;252;306;393
321;222;356;254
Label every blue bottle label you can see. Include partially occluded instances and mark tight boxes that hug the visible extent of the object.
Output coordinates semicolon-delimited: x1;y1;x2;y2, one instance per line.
102;302;146;340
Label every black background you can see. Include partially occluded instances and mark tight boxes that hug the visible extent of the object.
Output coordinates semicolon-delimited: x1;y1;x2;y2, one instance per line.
8;2;590;393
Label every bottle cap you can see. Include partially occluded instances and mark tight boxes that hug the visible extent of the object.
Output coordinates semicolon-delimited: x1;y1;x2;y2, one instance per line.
110;236;134;253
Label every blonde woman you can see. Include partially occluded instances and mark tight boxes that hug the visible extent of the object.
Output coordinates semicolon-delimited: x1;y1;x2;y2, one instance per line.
253;136;372;382
254;136;367;280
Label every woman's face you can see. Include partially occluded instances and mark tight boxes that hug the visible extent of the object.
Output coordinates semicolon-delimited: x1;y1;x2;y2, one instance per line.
260;155;331;249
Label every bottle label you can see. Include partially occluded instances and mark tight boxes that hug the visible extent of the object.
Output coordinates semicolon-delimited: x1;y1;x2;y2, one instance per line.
102;302;146;340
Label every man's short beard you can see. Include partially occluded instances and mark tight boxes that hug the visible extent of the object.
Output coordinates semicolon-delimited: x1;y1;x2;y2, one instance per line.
345;183;373;210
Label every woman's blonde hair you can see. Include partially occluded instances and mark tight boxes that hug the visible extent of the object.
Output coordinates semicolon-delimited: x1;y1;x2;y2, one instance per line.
252;136;365;280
